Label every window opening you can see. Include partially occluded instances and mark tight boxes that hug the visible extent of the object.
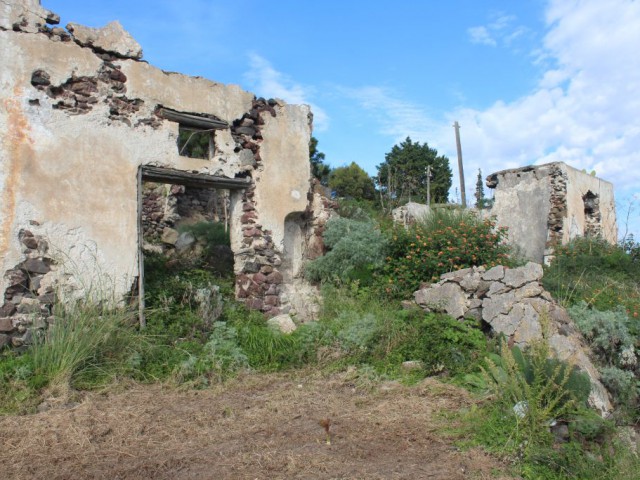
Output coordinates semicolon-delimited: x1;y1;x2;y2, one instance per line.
178;127;214;159
157;107;228;160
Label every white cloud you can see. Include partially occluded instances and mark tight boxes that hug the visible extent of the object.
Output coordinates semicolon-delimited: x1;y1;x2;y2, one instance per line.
439;0;640;211
244;53;329;131
340;85;438;144
467;12;527;48
467;26;496;46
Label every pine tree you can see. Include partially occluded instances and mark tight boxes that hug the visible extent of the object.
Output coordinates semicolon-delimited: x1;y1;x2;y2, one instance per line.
475;169;486;209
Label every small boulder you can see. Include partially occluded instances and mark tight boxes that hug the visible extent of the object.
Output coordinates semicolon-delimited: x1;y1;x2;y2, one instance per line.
161;227;179;245
267;314;297;334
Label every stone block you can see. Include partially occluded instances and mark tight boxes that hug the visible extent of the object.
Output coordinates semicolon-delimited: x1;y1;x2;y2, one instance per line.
0;318;14;332
16;297;41;314
481;265;505;281
482;291;517;322
266;271;283;284
161;227;179;245
503;262;543;288
414;282;467;319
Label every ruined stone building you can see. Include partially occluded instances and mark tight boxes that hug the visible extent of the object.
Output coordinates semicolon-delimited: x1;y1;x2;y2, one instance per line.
486;162;617;264
0;0;327;348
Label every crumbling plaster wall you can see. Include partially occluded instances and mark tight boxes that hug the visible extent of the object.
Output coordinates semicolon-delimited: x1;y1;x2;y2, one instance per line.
0;0;314;346
486;162;616;264
563;165;616;244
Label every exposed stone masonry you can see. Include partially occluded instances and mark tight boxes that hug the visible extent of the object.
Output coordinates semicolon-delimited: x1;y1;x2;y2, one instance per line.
0;230;55;350
546;164;568;254
141;183;229;242
583;191;601;237
30;60;144;124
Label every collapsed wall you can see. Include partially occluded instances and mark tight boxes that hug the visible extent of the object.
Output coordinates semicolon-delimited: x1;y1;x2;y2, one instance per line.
414;263;612;415
0;0;320;348
486;162;617;264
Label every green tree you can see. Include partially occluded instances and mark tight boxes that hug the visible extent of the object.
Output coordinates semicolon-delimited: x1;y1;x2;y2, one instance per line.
329;162;376;201
376;137;452;205
310;136;331;185
475;168;487;209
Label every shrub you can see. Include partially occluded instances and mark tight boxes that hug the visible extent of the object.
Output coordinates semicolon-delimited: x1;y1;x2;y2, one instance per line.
568;302;634;367
381;208;514;298
600;367;638;407
543;236;640;317
174;321;249;385
568;300;640;422
305;217;387;284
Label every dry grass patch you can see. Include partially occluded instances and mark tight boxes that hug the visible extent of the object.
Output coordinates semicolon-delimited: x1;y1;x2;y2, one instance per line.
0;370;514;480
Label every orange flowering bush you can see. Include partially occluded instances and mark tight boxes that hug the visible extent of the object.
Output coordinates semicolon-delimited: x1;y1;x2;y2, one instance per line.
380;211;514;298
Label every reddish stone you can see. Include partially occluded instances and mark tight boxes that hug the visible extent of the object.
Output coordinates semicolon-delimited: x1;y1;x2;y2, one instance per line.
264;295;279;307
0;303;16;317
246;298;263;310
247;281;263;296
5;269;28;287
266;271;283;284
253;272;267;284
241;212;257;223
0;317;14;332
266;284;278;295
243;227;256;237
236;288;248;299
242;203;255;212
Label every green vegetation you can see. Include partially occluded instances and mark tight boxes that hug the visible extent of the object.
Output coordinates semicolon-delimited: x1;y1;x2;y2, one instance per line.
0;301;141;413
381;207;516;298
329;162;376;201
543;236;640;317
309;136;331;185
376;136;452;206
304;217;387;284
544;236;640;424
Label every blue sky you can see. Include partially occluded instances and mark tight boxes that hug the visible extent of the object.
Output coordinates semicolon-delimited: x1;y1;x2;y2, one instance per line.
46;0;640;238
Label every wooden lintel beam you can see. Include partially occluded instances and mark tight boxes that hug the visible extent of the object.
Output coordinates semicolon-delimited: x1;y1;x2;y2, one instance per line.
140;166;249;190
157;108;228;130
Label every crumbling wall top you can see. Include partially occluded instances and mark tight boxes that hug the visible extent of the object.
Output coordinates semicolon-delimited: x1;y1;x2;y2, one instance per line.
1;0;59;33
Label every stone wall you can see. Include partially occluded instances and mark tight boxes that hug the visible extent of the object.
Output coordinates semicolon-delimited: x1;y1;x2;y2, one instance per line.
414;263;612;415
0;0;317;346
141;183;229;242
486;162;616;264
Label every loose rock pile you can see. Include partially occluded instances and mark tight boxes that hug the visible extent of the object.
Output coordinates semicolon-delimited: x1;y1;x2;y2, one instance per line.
413;262;612;415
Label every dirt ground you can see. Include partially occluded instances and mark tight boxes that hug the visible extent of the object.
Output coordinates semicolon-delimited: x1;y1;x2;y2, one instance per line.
0;370;514;480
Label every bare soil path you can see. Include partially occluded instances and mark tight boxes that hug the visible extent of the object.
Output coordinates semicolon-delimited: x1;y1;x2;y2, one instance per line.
0;370;513;479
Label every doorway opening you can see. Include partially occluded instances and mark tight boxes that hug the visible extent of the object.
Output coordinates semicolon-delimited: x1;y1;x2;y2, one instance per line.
136;166;247;328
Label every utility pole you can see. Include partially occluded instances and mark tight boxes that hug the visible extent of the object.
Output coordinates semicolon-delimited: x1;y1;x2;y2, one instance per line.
453;121;467;208
426;164;432;205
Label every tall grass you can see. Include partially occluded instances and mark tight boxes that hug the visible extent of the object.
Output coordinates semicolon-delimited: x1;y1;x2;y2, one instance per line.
31;302;139;395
